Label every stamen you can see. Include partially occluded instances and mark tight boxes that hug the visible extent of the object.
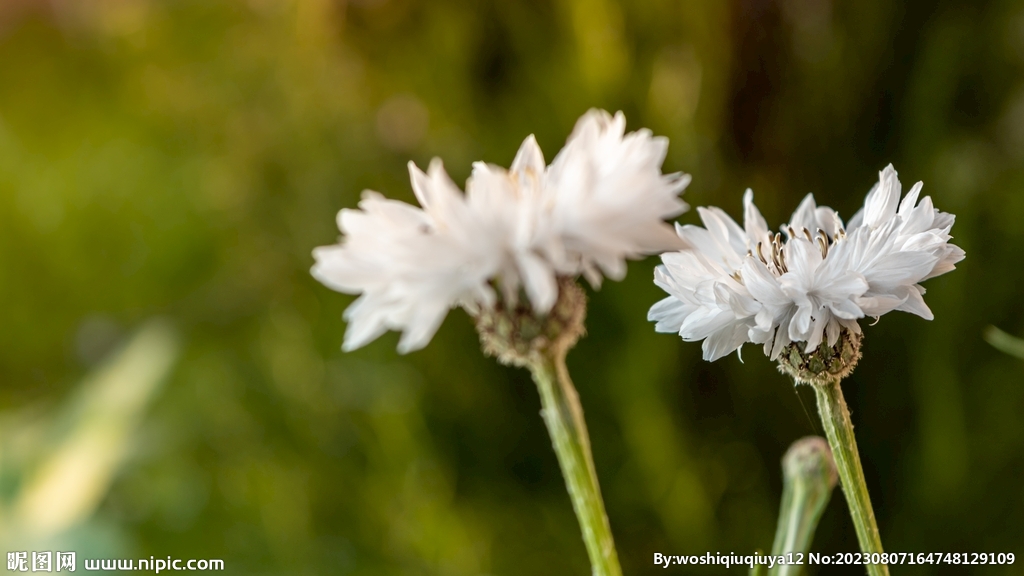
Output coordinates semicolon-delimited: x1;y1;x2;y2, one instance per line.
756;242;768;265
802;227;813;241
769;233;790;273
816;229;829;258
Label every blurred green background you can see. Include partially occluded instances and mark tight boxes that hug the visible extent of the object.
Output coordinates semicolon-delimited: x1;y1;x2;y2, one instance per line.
0;0;1021;574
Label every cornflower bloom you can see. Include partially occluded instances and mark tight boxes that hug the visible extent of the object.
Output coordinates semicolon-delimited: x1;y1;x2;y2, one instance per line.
314;110;689;576
649;165;963;576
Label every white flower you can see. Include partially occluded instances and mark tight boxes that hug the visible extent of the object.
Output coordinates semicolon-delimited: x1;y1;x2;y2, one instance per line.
649;164;964;362
313;110;689;353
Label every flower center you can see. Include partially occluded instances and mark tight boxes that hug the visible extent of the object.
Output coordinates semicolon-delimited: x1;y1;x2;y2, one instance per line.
752;226;846;276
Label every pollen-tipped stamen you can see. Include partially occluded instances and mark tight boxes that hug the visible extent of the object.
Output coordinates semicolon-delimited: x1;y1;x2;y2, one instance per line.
816;229;829;258
770;234;790;274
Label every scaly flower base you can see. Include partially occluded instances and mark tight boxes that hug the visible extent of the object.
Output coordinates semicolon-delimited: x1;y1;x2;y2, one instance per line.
777;330;862;386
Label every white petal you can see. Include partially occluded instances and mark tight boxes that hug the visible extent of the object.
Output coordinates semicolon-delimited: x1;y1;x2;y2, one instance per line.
782;238;823;284
397;302;451;353
408;162;433;209
861;250;937;290
510;134;546;178
743;189;771;246
341;296;391;351
702;323;749;362
827;298;864;320
518;251;559;313
648;296;689;333
716;282;760;317
818;271;868;304
897;181;924;216
788;194;819;233
863;164;901;228
894;285;934;320
923;244;965;280
804;311;828;352
699;207;747;263
826;318;841;347
790;305;813;340
770;313;794;360
855;293;906;316
741;258;789;307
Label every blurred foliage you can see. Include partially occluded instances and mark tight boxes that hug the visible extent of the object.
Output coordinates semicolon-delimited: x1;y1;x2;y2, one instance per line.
984;326;1024;359
0;0;1022;574
0;321;178;557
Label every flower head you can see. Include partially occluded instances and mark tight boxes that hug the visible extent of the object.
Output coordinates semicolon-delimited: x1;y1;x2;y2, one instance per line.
649;165;964;376
314;110;689;352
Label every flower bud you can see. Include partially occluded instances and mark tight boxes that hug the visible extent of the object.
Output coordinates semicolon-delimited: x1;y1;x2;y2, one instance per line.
770;436;838;571
782;436;839;491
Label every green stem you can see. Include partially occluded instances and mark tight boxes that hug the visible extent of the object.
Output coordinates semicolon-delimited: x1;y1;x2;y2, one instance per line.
769;437;837;576
813;379;889;576
528;349;622;576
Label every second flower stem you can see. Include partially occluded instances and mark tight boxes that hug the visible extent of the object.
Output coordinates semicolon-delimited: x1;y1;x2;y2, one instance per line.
813;379;889;576
529;350;622;576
